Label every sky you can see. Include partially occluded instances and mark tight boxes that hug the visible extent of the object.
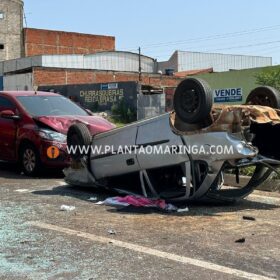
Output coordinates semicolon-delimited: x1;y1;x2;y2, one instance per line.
24;0;280;64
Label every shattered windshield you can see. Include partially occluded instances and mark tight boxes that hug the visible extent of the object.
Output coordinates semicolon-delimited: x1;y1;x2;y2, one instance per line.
17;95;88;116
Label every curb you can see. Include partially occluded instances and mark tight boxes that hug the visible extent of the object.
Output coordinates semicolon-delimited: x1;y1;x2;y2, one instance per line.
224;174;280;193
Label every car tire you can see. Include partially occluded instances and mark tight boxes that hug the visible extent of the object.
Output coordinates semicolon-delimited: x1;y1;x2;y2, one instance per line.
67;123;92;160
20;143;41;176
173;78;213;124
246;86;280;109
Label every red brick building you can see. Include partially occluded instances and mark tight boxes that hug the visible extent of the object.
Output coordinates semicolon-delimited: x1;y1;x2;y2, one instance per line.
23;28;115;57
1;28;181;118
1;27;182;89
32;67;180;88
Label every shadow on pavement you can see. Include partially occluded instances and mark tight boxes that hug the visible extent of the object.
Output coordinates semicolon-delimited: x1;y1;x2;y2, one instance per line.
33;184;117;201
0;161;64;179
32;184;279;216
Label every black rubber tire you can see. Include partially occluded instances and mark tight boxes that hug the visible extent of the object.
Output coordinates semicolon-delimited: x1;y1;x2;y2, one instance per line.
246;86;280;109
67;123;92;160
20;143;41;177
173;78;213;124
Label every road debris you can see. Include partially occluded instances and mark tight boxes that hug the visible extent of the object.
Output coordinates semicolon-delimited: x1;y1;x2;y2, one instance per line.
107;229;117;235
94;201;104;205
20;240;35;244
88;197;98;202
177;206;189;213
243;216;256;221
15;189;32;193
60;205;76;211
235;238;246;243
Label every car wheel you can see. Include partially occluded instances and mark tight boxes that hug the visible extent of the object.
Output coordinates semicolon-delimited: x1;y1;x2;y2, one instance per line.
20;143;41;176
246;86;280;109
67;123;92;160
173;78;213;124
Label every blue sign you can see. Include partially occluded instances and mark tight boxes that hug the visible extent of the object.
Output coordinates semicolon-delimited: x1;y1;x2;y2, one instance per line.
213;88;242;103
101;83;118;90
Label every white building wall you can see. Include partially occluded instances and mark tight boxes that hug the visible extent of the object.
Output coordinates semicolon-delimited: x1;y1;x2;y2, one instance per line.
84;52;156;73
42;55;84;69
158;51;178;72
0;52;157;74
0;56;42;75
177;51;272;72
159;51;272;73
4;73;33;90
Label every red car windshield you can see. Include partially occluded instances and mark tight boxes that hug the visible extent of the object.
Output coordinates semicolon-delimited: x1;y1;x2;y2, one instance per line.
17;95;89;116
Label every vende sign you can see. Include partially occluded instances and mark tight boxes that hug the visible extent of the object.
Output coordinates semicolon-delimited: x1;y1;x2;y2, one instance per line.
213;88;243;103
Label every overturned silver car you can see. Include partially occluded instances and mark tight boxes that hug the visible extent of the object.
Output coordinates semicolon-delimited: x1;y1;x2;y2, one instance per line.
65;78;280;203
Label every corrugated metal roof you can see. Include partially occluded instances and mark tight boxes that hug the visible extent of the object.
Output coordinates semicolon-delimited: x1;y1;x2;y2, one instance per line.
159;51;272;72
0;51;157;75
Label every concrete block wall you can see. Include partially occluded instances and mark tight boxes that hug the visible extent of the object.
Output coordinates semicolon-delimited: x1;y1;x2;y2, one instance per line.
24;28;115;57
0;0;23;61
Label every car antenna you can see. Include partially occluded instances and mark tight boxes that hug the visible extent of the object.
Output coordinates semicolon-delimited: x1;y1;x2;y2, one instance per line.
33;85;38;95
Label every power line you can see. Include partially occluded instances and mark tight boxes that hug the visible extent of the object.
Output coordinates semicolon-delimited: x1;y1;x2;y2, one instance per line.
150;40;280;60
23;7;28;27
205;40;280;52
121;24;280;51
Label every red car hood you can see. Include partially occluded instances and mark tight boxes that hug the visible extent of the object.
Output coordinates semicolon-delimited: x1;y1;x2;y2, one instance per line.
34;115;116;135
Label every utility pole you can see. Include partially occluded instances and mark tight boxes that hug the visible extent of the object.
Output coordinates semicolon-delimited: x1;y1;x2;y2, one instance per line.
138;47;142;82
23;10;28;27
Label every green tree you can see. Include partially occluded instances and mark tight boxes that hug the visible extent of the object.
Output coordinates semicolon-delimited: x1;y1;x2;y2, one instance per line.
111;100;136;123
255;68;280;90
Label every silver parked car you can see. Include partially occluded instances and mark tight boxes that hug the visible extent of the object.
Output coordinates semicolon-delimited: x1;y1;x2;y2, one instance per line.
65;78;280;203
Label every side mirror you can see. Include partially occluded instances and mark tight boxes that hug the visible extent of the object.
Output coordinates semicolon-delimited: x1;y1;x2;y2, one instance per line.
0;110;21;120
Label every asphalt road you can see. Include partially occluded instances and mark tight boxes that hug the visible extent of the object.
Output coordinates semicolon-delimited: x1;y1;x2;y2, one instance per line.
0;162;279;280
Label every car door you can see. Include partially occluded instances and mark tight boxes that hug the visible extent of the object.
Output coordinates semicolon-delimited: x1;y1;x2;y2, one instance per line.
0;96;19;160
136;114;185;170
90;125;140;179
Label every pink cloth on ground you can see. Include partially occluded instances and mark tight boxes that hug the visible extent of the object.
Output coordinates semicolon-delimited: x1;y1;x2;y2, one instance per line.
117;195;167;209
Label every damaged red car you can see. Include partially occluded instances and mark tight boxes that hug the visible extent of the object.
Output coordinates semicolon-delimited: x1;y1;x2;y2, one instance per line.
0;91;114;176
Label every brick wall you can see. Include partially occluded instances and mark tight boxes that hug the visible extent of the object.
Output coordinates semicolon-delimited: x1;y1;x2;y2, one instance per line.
33;68;181;88
24;28;115;57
